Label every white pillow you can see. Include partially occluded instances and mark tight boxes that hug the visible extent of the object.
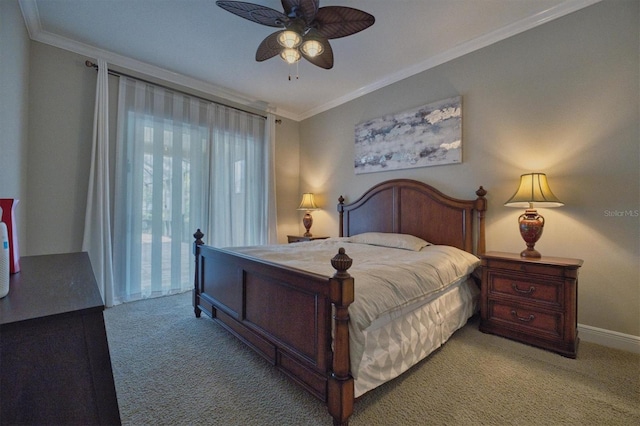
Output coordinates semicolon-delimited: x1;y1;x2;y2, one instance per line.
349;232;431;251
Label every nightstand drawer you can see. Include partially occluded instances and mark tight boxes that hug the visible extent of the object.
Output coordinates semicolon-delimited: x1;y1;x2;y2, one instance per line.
480;252;581;358
287;235;329;243
485;259;567;278
488;272;562;307
487;301;563;338
288;236;308;243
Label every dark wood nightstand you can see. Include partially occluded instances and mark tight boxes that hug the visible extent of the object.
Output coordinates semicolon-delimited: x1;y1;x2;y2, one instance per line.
479;251;583;358
287;235;329;243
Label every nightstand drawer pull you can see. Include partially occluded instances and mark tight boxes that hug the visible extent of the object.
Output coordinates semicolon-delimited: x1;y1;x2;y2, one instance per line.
511;283;535;295
511;310;535;322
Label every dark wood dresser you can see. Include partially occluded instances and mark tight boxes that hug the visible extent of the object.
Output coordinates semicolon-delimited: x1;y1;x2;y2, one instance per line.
0;252;121;425
479;251;583;358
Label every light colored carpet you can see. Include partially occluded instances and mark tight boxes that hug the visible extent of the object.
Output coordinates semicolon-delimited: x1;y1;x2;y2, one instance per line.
104;292;640;425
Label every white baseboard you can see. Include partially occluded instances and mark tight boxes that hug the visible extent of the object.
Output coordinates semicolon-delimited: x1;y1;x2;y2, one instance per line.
578;323;640;354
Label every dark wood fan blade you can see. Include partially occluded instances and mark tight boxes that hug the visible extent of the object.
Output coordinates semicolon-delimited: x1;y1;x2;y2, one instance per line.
256;32;283;61
301;38;333;69
281;0;319;24
216;1;289;28
315;6;375;39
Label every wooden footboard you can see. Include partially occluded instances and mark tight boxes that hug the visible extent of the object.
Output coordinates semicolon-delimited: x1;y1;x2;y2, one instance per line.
193;230;355;425
192;179;486;425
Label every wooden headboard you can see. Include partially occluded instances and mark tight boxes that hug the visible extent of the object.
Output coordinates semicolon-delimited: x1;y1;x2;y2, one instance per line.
338;179;487;255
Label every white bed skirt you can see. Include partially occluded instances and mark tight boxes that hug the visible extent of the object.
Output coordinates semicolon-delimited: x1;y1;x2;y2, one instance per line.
354;277;479;397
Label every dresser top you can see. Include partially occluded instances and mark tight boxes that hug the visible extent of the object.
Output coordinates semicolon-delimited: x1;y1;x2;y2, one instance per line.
0;252;103;326
482;251;584;268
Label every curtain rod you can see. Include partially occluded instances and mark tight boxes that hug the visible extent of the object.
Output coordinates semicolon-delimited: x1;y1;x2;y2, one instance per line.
84;60;276;122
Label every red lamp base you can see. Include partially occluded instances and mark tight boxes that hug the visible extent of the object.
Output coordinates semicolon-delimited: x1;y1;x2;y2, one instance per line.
302;212;313;237
520;247;542;258
518;208;544;258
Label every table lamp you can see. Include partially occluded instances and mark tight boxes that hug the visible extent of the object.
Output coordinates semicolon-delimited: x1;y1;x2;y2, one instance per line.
504;173;563;258
297;193;319;237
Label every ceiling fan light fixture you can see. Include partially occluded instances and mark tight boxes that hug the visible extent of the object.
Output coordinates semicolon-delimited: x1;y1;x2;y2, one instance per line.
280;48;301;64
301;39;324;57
216;0;375;70
277;30;302;49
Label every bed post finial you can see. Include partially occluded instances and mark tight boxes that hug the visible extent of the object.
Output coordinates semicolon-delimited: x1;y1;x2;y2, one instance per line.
193;229;205;318
475;187;487;255
328;247;354;426
337;196;345;238
194;228;204;247
331;247;352;278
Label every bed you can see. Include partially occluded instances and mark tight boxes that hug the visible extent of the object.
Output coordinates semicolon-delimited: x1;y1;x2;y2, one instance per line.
193;179;487;425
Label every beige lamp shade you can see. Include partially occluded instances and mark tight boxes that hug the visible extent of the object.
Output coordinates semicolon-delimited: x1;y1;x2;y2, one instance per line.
297;193;319;211
504;173;564;208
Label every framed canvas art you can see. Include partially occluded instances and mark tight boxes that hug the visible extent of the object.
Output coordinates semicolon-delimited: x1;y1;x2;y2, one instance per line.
354;96;462;174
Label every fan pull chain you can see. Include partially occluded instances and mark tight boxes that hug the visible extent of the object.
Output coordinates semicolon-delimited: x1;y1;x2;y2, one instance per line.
287;62;300;81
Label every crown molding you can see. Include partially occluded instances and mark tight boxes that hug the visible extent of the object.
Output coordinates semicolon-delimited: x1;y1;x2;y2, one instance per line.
296;0;602;121
19;0;600;122
16;0;299;120
17;0;40;39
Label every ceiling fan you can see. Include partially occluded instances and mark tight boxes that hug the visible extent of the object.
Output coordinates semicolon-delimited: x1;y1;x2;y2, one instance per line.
216;0;375;70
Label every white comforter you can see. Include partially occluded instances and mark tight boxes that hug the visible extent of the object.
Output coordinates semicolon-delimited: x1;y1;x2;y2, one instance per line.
227;237;480;375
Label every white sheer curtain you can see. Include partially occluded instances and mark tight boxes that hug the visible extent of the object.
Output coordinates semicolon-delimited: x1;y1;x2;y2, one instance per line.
205;106;276;247
82;58;115;306
264;113;278;244
112;77;276;304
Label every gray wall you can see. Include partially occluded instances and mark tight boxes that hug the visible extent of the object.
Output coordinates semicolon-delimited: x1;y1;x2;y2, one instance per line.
0;0;30;252
299;0;639;336
274;116;302;241
26;43;96;254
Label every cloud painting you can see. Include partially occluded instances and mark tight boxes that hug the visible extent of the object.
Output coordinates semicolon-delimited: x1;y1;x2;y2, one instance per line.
354;96;462;174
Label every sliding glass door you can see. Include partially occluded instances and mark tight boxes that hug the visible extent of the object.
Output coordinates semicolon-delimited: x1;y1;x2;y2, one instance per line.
112;77;271;304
